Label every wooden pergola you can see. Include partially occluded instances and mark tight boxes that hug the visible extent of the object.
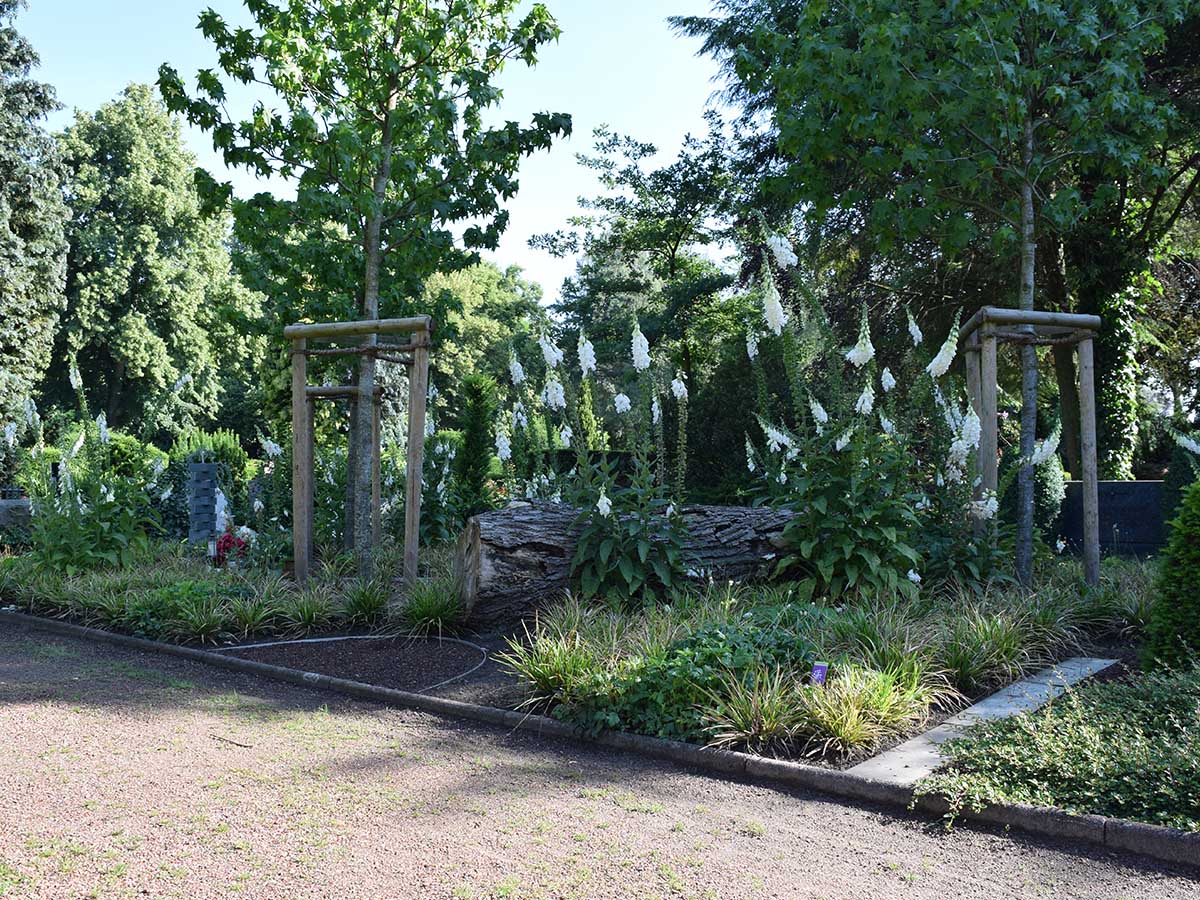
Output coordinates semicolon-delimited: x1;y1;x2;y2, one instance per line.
959;307;1101;585
284;316;432;583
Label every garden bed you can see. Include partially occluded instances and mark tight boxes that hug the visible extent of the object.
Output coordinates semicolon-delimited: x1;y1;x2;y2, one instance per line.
216;635;488;695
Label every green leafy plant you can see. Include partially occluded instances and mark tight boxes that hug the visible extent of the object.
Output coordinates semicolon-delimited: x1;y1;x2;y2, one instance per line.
1143;479;1200;667
279;585;336;636
401;577;463;636
29;477;157;575
342;578;392;629
454;374;499;518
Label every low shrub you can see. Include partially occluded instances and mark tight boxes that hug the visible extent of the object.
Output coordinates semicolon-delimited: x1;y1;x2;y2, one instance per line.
915;667;1200;832
1143;480;1200;667
341;578;392;628
400;577;463;636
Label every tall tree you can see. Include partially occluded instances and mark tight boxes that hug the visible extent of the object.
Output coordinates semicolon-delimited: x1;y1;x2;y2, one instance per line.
45;84;262;439
0;0;67;422
160;0;570;575
678;0;1197;584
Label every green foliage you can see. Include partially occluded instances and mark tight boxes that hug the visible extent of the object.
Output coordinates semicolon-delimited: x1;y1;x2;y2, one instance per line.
1095;287;1142;479
774;427;921;601
0;0;68;420
916;667;1200;832
999;446;1067;536
1162;438;1200;522
401;577;463;636
161;427;252;536
570;453;689;605
454;374;499;518
28;477;157;576
47;85;262;439
341;578;392;629
1144;480;1200;667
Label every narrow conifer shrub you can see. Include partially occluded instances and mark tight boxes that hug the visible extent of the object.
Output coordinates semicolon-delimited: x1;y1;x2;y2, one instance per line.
1143;480;1200;668
454;373;499;518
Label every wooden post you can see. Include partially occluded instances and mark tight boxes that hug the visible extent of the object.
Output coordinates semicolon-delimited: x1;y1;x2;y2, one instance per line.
291;339;312;583
306;396;316;567
404;338;430;581
371;394;382;546
1077;337;1101;586
980;329;999;496
345;397;358;552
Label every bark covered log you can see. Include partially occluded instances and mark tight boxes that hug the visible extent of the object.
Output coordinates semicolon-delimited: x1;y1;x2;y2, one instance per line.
453;500;797;631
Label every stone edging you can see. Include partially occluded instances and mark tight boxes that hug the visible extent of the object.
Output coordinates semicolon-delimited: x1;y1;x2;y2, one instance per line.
3;609;1197;870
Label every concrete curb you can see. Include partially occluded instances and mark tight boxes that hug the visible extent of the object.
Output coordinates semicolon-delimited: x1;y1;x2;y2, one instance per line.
4;609;1198;871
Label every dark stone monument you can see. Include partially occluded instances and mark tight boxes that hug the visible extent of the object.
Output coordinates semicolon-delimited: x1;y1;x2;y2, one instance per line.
1060;480;1164;556
187;462;219;545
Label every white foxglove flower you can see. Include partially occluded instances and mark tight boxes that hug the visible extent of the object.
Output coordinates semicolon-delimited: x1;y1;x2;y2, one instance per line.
925;312;961;378
880;413;895;435
746;437;756;472
746;331;759;361
559;425;573;447
509;353;526;385
172;373;192;392
495;431;512;461
665;503;675;518
1030;426;1061;467
24;397;37;426
2;422;15;448
765;230;798;268
835;430;853;451
614;393;631;414
541;376;566;410
425;416;436;438
762;263;787;336
881;368;896;392
578;333;596;377
854;382;875;416
101;483;114;503
907;569;922;584
809;397;829;426
631;324;651;371
596;491;612;517
252;498;265;514
777;471;787;484
968;493;999;521
845;307;875;367
69;364;82;391
69;431;85;458
651;398;661;425
159;485;173;502
538;334;563;370
961;409;982;449
512;400;528;429
1056;538;1067;554
670;373;688;401
906;308;923;346
763;424;792;453
261;437;283;458
96;412;109;444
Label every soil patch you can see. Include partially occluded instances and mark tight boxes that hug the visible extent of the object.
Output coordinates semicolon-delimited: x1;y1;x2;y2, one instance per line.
219;635;484;693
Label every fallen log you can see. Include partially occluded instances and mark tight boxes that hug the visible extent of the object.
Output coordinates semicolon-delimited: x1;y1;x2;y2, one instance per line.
453;500;797;630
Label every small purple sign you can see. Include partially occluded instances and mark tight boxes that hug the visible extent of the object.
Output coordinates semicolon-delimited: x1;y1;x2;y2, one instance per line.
811;661;829;686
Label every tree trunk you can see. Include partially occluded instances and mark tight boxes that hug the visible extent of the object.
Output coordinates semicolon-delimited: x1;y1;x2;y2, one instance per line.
352;62;402;579
453;501;797;631
1042;240;1082;477
1015;115;1039;588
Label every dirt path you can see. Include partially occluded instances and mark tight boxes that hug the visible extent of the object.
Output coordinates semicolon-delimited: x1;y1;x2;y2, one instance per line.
1;621;1197;900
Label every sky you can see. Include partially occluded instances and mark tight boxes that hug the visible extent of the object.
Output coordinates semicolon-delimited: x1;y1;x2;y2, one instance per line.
19;0;727;301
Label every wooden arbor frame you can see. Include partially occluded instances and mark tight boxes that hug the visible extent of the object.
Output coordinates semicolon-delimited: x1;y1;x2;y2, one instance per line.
959;307;1101;585
284;316;432;584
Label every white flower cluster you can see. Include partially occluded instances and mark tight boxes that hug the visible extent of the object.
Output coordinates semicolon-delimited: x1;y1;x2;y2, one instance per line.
613;393;631;414
881;368;896;392
631;324;651;372
539;335;563;370
69;364;82;392
906;308;923;346
845;307;875;368
968;493;999;521
1174;431;1200;456
509;353;526;385
880;413;895;435
96;412;109;444
495;430;512;461
835;430;853;452
766;230;798;268
809;397;828;427
946;407;982;484
925;312;960;378
172;372;193;393
746;436;756;472
761;262;787;336
261;436;283;458
1030;426;1061;467
763;423;793;453
746;331;759;361
512;400;528;429
559;425;573;447
542;375;566;410
596;491;612;517
854;382;875;416
652;398;661;424
2;421;15;448
671;373;688;401
578;333;596;377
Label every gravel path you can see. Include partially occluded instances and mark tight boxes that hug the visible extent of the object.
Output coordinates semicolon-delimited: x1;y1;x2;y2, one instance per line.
1;621;1197;900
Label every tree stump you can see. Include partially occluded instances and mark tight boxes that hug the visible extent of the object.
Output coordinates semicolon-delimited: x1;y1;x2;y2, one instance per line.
453;500;797;630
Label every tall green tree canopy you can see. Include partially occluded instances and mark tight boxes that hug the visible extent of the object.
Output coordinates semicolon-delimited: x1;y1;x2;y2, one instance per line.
46;84;263;437
0;0;67;421
160;0;570;570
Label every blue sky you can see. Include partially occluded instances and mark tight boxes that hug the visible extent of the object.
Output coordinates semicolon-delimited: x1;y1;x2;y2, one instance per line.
20;0;725;299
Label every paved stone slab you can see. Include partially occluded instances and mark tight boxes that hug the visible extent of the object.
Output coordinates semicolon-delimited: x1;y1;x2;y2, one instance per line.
848;657;1117;786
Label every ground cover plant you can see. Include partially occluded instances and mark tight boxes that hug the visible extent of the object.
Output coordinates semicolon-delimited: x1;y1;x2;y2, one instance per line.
914;665;1200;832
497;557;1154;761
